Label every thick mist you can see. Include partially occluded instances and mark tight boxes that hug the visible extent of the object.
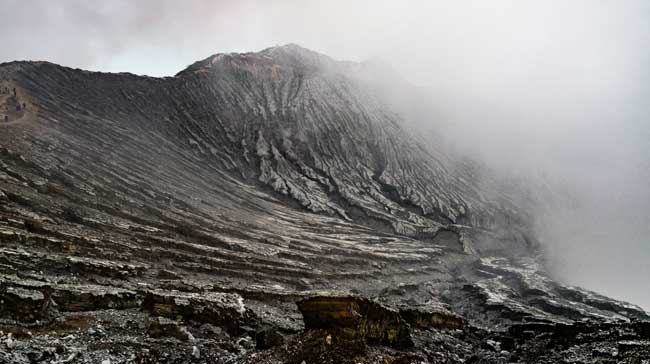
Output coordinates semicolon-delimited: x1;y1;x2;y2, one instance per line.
1;1;648;309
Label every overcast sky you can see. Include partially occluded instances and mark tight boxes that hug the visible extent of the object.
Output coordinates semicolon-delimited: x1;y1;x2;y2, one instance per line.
1;0;649;309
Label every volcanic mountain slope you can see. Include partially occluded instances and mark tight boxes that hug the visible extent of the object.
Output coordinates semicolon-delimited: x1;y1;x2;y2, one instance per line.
0;45;648;363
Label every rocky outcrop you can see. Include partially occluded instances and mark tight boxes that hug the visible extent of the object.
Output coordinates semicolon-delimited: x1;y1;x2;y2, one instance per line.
0;275;139;314
297;296;413;348
51;285;138;312
0;285;55;324
449;256;650;327
296;295;467;350
141;289;251;334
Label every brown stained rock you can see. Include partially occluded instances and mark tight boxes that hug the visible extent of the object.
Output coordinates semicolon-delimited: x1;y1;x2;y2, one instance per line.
399;304;465;330
141;289;250;334
297;296;413;349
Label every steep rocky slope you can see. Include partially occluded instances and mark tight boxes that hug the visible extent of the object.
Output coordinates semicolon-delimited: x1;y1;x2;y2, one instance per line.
0;45;648;363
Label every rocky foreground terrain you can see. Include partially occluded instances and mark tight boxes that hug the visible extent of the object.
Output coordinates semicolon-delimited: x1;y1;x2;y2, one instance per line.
0;44;649;363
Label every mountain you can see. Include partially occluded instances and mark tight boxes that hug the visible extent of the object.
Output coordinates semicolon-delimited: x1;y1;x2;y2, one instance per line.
0;44;648;363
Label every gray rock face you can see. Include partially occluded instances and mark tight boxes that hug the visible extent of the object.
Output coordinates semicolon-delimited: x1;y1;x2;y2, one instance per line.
0;44;648;362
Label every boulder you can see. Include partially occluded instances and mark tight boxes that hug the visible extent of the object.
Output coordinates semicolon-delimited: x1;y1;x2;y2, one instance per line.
147;316;193;341
255;328;285;349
